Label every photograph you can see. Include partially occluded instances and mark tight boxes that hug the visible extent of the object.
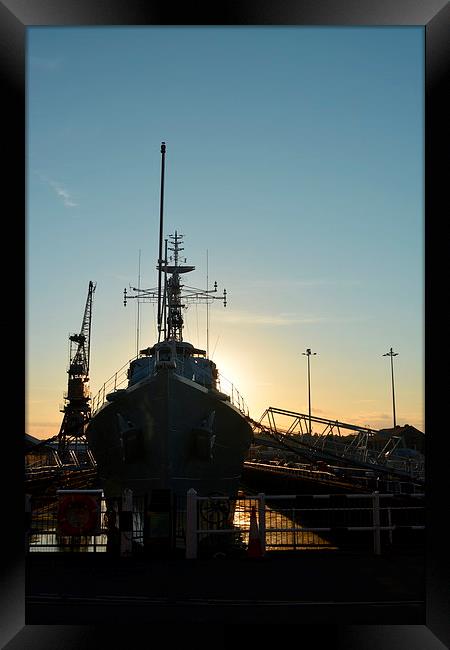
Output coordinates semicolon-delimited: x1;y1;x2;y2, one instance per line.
1;2;448;648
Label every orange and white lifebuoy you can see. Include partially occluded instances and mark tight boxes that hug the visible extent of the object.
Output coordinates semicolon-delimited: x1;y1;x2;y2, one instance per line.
57;492;101;536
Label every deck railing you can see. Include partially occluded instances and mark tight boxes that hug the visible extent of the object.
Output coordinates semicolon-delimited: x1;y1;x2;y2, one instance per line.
91;355;139;415
91;356;249;417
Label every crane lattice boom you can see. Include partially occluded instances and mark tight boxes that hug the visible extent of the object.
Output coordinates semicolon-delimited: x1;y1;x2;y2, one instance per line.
57;281;96;457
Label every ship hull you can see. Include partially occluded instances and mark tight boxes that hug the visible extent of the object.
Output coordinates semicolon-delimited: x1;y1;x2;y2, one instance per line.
86;368;253;499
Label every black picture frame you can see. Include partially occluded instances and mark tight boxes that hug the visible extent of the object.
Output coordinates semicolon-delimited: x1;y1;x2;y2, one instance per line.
2;1;448;648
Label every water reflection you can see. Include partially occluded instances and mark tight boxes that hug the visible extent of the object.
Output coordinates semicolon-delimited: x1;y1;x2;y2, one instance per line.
29;494;337;553
233;498;337;551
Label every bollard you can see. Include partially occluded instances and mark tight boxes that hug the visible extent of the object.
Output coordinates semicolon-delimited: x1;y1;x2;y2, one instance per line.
185;488;198;559
372;491;381;555
120;488;133;556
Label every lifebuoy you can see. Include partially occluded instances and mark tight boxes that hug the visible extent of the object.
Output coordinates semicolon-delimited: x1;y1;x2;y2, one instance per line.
57;493;100;536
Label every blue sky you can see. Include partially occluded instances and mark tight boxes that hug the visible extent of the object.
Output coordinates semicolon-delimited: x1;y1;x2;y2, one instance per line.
26;26;424;437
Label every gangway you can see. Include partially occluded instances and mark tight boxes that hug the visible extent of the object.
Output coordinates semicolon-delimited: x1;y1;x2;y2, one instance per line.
246;407;424;484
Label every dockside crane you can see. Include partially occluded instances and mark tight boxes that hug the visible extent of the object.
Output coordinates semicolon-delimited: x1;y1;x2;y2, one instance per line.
57;281;96;462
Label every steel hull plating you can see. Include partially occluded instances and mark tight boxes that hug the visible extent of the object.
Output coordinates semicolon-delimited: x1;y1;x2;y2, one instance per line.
86;369;253;498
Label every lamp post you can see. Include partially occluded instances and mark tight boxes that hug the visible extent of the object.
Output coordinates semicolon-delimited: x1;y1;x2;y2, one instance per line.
302;348;317;434
383;347;398;428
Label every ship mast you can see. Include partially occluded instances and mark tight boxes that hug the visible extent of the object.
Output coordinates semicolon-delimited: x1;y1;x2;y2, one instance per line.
157;141;166;342
123;141;227;349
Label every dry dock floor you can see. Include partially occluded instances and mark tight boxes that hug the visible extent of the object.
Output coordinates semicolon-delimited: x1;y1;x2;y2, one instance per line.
26;550;425;624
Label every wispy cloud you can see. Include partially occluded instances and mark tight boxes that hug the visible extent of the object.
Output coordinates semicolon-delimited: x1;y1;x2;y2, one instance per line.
352;410;424;427
219;311;320;326
348;412;392;429
219;309;368;327
247;278;362;289
48;180;77;207
35;172;78;208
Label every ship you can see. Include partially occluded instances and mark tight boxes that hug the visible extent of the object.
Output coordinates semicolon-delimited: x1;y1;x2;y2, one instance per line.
86;143;253;501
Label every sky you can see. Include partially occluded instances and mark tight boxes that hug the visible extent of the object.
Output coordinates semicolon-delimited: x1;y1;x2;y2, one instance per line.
26;26;424;439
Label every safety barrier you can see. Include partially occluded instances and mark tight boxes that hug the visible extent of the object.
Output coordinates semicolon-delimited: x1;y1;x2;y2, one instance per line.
185;489;425;559
25;491;145;553
26;489;424;557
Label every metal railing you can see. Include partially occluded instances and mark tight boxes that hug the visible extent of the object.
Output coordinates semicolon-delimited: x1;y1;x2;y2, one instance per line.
25;447;97;483
185;490;425;559
91;357;249;417
215;373;249;417
26;489;424;557
25;493;146;553
243;460;424;495
91;355;138;415
243;460;341;483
